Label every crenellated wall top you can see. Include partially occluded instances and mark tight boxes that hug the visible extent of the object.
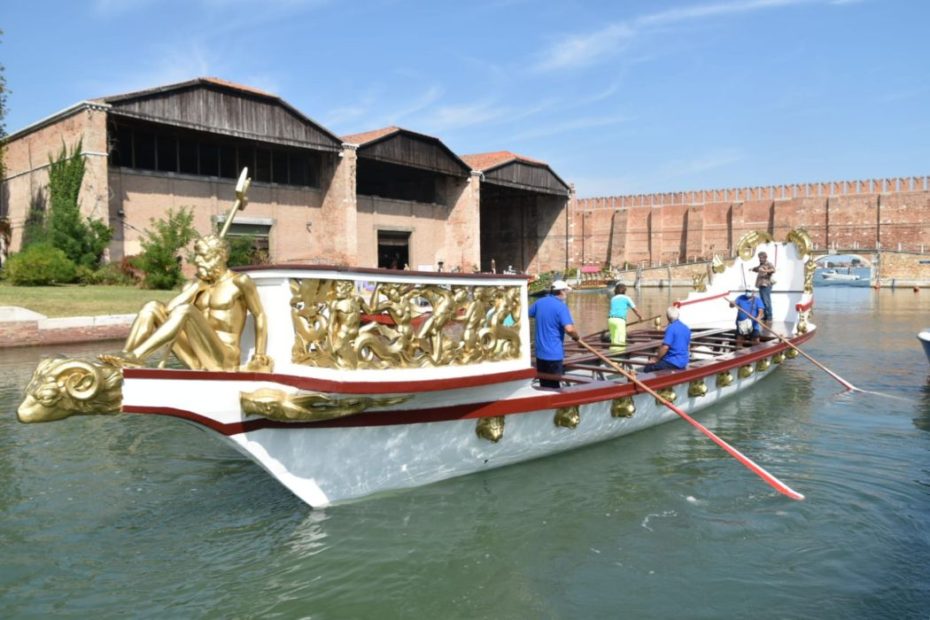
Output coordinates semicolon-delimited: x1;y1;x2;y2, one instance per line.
578;175;930;208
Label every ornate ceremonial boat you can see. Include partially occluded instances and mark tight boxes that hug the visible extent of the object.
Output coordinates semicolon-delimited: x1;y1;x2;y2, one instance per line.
15;173;817;507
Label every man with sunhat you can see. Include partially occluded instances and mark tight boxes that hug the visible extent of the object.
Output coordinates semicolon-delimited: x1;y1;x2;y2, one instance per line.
731;287;765;346
528;279;581;388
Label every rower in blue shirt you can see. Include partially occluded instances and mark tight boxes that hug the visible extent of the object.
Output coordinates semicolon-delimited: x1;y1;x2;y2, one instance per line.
528;279;581;388
643;306;691;372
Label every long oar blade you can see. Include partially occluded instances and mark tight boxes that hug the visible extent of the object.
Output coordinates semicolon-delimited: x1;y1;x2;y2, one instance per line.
578;340;805;501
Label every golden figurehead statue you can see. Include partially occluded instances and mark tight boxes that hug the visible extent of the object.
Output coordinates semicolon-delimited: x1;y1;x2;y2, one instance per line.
100;168;273;373
100;233;272;372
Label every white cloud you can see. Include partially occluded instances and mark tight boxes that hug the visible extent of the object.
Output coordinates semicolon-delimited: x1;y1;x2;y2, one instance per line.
535;0;818;72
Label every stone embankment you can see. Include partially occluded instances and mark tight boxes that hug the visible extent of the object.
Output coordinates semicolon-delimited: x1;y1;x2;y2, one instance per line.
0;306;133;348
602;251;930;288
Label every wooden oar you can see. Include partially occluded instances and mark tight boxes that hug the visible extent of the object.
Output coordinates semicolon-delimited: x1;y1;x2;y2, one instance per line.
577;339;805;501
727;298;859;392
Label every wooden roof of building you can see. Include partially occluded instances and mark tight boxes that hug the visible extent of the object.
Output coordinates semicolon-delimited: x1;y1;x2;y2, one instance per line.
461;151;570;197
342;126;471;177
97;77;342;152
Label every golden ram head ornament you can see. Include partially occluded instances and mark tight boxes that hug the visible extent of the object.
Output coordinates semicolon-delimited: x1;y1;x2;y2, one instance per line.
18;358;123;423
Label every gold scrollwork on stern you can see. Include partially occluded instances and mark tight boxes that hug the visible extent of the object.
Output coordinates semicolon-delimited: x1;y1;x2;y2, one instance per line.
716;371;733;387
655;387;677;404
611;396;635;418
476;416;505;442
711;254;727;274
786;228;814;259
736;231;775;261
772;351;786;364
738;365;754;378
290;279;523;370
756;358;771;372
240;388;412;422
18;358;124;423
554;406;580;429
688;379;708;398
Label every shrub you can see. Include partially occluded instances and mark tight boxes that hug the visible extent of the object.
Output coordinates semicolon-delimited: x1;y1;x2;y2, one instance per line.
6;243;77;285
93;261;138;286
136;207;197;290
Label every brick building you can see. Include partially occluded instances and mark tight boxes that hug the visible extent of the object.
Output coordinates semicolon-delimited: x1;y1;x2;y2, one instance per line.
1;78;572;274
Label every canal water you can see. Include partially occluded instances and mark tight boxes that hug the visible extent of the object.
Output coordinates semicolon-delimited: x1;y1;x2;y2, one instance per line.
2;286;929;618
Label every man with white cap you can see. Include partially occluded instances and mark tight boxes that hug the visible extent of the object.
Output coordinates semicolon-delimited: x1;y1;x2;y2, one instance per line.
731;287;765;346
528;279;581;388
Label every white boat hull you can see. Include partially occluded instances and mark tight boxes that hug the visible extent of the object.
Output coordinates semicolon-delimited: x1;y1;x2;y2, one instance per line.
919;330;930;364
122;339;799;507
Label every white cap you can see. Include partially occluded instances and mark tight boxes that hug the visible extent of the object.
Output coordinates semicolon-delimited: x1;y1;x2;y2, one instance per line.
551;280;572;292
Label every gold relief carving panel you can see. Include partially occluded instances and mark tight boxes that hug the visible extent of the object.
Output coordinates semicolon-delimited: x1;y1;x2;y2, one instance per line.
240;387;412;422
290;278;523;370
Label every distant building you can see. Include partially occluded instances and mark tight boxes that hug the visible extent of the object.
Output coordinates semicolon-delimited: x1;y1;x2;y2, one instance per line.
1;78;572;273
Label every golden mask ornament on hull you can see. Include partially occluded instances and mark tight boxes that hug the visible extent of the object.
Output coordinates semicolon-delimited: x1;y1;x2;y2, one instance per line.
611;396;635;418
655;387;677;405
785;348;799;359
716;371;734;387
738;364;754;378
554;406;580;429
476;416;506;442
290;278;523;370
772;351;786;364
240;388;412;422
756;358;771;372
688;379;708;398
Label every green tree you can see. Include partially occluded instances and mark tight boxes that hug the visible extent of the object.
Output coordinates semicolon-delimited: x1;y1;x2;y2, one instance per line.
46;140;112;267
136;207;198;290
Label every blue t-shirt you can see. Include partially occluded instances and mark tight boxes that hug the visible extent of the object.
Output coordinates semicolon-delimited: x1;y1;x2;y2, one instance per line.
661;319;691;369
609;294;636;319
528;294;575;361
734;294;764;332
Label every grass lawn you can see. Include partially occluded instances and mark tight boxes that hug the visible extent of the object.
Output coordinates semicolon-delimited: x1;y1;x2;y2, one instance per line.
0;282;178;318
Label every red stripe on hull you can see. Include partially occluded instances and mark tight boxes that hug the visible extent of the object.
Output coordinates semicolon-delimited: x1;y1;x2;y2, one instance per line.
123;331;814;436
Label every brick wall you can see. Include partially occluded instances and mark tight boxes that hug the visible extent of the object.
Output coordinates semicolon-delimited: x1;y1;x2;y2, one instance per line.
575;176;930;267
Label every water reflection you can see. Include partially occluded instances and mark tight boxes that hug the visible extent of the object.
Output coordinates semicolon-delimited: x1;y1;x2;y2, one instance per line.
3;287;930;617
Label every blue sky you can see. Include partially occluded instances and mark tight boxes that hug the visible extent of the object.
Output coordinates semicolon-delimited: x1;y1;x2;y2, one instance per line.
3;0;928;197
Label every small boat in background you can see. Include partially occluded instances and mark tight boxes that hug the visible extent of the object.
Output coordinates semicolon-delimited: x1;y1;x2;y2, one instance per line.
919;330;930;363
822;269;861;281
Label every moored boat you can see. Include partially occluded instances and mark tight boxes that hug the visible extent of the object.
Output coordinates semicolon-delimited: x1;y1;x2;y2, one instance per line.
919;330;930;363
16;174;818;508
821;268;861;281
